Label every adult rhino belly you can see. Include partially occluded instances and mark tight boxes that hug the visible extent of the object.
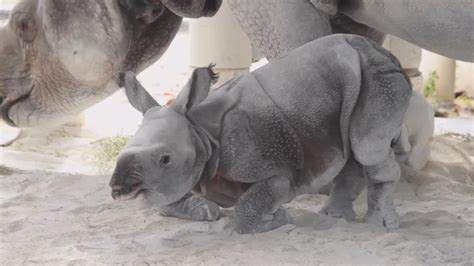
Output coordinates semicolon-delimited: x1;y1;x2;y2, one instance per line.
341;0;474;62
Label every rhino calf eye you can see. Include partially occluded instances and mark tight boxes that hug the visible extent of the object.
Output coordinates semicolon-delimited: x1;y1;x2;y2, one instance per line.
160;155;171;166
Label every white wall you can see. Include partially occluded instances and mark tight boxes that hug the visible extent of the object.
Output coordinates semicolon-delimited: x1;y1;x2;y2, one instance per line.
420;51;474;99
0;0;18;9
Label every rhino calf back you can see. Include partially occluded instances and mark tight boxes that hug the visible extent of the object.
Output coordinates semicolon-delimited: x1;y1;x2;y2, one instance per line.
214;34;410;191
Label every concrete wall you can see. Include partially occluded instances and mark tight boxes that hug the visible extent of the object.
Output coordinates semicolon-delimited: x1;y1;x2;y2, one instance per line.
189;0;252;84
0;0;17;18
384;35;473;101
0;0;18;9
456;62;474;97
420;51;474;100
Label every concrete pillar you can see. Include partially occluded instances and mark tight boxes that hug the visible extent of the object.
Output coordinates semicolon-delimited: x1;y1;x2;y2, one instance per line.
383;35;423;93
189;0;252;85
455;61;474;97
419;50;455;103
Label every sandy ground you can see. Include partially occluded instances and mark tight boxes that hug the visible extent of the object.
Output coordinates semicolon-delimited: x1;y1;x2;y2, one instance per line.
1;24;474;265
1;134;473;265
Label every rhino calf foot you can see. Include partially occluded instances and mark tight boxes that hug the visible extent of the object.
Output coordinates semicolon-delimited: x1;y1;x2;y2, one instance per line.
319;202;356;221
363;151;401;230
319;158;365;221
235;207;291;234
159;193;220;221
365;209;399;230
365;200;399;230
234;176;293;234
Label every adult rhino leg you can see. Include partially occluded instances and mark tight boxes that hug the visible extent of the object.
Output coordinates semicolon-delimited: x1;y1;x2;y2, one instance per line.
228;0;332;60
319;157;365;221
234;176;293;234
158;192;220;221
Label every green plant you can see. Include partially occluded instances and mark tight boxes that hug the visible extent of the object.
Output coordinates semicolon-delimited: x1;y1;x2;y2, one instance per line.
90;135;130;173
423;70;439;98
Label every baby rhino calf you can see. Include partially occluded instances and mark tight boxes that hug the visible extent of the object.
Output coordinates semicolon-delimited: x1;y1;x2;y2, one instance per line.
110;34;412;234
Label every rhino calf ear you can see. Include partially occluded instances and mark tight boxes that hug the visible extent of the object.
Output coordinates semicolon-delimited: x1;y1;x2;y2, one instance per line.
172;65;218;115
310;0;338;15
120;72;160;115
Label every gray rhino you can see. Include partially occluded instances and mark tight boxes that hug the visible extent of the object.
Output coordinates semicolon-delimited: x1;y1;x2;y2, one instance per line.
0;0;221;128
228;0;474;61
110;34;412;234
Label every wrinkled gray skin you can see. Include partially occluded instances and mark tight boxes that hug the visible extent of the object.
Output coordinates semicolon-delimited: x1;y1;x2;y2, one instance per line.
110;34;412;234
228;0;474;62
0;0;222;128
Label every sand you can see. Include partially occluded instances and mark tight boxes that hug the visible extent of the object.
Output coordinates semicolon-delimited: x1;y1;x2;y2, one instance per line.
1;22;474;265
1;133;473;265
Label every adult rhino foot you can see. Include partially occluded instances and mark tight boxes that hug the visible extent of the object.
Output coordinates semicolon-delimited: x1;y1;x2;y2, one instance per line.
159;193;220;221
365;205;400;230
0;122;22;147
235;207;292;234
319;201;356;221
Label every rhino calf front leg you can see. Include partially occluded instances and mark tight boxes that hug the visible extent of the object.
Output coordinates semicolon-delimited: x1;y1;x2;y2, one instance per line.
364;151;400;229
158;193;220;221
234;176;293;234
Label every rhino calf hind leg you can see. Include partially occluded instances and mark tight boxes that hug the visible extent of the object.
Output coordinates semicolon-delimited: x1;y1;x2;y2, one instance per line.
234;176;293;234
158;192;220;221
319;158;365;221
363;151;400;229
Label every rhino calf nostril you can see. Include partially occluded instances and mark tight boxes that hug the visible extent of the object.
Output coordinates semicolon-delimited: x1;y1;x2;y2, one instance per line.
111;185;124;191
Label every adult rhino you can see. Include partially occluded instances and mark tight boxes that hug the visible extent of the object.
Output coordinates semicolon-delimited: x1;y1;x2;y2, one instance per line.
228;0;474;62
0;0;222;129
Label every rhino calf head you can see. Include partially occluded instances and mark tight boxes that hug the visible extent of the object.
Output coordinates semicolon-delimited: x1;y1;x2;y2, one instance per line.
110;68;217;207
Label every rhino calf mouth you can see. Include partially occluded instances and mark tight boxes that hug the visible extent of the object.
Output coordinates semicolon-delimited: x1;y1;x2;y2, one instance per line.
111;183;143;201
